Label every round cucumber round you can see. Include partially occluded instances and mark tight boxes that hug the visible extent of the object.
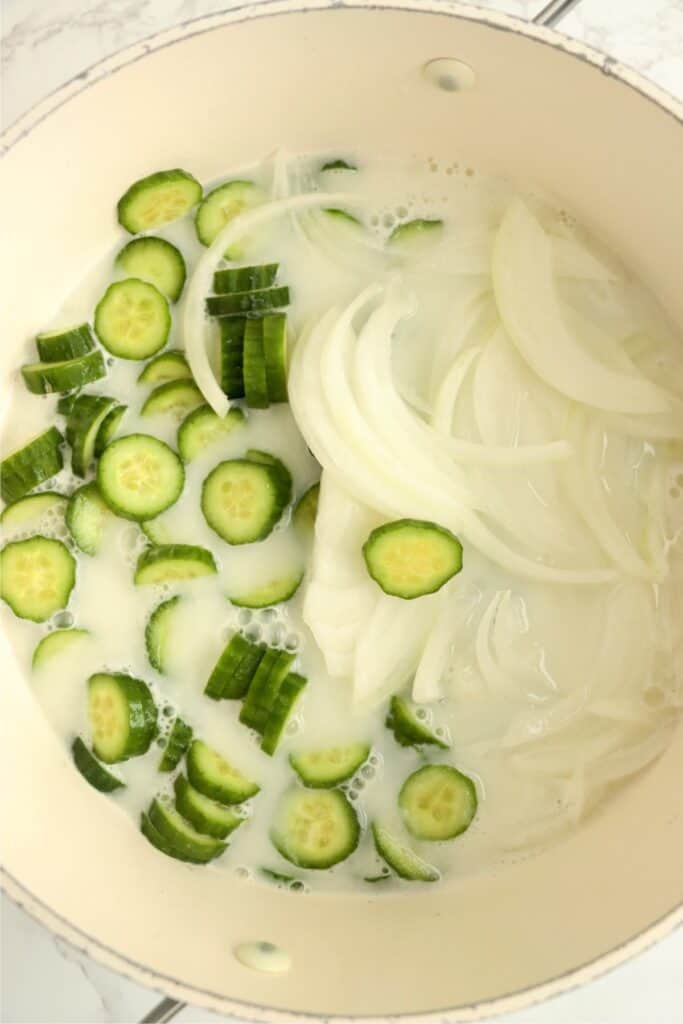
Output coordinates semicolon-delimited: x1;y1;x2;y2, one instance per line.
399;765;478;841
94;278;170;360
362;519;463;599
88;671;158;763
134;544;217;585
117;168;202;234
194;180;266;259
289;742;370;789
0;536;75;622
201;458;291;545
177;405;245;462
270;787;360;869
97;434;184;521
115;236;186;302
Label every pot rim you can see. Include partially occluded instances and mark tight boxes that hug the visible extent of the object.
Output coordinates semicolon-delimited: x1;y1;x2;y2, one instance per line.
1;2;682;1020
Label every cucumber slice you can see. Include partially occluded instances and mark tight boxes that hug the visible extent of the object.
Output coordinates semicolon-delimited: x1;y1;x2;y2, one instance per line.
186;739;260;805
195;180;266;259
204;633;265;700
243;318;269;409
262;314;288;403
323;208;362;228
213;264;278;294
239;649;295;734
145;595;181;672
140;517;175;545
1;537;75;622
259;867;301;887
134;544;217;585
386;696;450;750
1;492;67;533
141;812;208;863
260;672;307;756
57;394;79;417
399;765;478;841
117;169;202;234
177;405;245;462
219;318;246;399
97;434;184;521
201;458;291;545
66;395;118;477
227;568;303;609
371;824;440;882
141;379;203;420
95;404;127;455
389;218;444;248
174;775;244;839
36;323;95;362
1;427;63;504
21;349;106;395
206;286;290;318
362;519;463;599
72;737;124;793
159;716;193;772
66;482;111;556
270;787;360;869
116;236;187;302
138;350;191;385
32;628;90;670
87;671;158;763
95;279;170;359
289;742;370;788
147;798;226;861
320;159;357;172
292;482;319;537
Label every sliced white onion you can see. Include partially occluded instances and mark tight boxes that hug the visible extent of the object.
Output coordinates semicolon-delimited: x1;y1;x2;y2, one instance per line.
493;199;675;414
551;235;619;282
184;191;362;416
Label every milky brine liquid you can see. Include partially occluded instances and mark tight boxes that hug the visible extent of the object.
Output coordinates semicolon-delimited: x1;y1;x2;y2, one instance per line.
2;152;682;892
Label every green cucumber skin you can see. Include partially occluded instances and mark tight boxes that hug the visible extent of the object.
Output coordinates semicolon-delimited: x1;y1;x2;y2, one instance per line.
21;350;106;395
140;813;213;864
137;350;191;385
219;318;246;398
1;427;64;505
148;799;227;861
174;775;243;839
116;236;187;302
94;404;127;456
320;159;358;172
206;286;290;318
36;324;95;362
389;218;444;245
158;717;193;772
117;169;202;234
293;482;320;536
203;632;256;700
213;264;278;294
262;314;288;404
386;696;450;750
66;482;110;556
240;649;295;734
88;672;158;763
134;544;217;584
260;672;307;756
186;740;260;805
242;319;269;409
72;737;125;793
224;638;266;700
66;395;118;477
145;594;182;672
371;823;440;883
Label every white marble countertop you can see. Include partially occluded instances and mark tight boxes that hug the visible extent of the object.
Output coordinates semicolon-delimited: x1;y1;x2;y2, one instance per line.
1;0;682;1021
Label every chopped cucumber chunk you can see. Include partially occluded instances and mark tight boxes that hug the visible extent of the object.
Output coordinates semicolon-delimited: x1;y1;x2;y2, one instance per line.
95;279;170;359
227;567;303;609
134;544;217;585
33;628;90;670
239;648;295;734
386;695;450;749
117;168;202;234
204;632;265;700
145;595;182;672
158;716;193;772
1;491;67;533
147;798;226;861
195;180;266;259
206;286;290;318
174;775;244;839
389;218;444;248
141;812;208;863
372;824;440;882
243;317;269;409
399;765;478;841
213;263;278;294
116;236;186;302
289;742;370;788
97;434;184;521
66;394;118;477
141;379;203;420
292;482;319;537
186;739;259;805
21;349;106;395
138;350;191;385
0;427;63;505
201;458;291;545
261;672;307;756
140;516;175;545
1;537;75;622
270;787;360;869
362;519;463;599
218;318;246;398
95;404;126;455
262;313;288;403
87;671;157;763
36;323;95;362
72;737;124;792
66;482;111;556
177;404;245;462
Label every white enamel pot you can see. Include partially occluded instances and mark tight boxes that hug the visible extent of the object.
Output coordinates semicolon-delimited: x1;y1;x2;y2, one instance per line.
1;2;682;1021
